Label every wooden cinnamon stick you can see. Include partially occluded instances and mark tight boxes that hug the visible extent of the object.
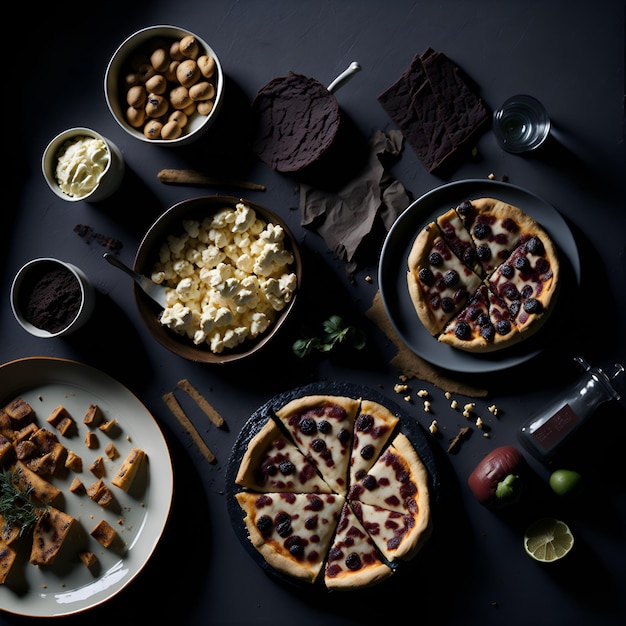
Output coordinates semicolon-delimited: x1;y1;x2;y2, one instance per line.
176;379;225;428
157;169;266;191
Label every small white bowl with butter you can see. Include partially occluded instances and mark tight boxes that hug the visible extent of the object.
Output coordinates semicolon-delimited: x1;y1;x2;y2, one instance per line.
42;127;125;202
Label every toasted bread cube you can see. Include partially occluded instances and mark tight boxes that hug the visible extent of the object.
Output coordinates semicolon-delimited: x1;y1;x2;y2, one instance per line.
0;539;17;584
47;406;76;437
30;507;75;566
69;476;84;493
12;461;61;504
29;428;59;454
90;519;117;548
65;449;83;472
104;443;118;460
79;550;97;568
14;439;37;460
85;431;98;449
25;442;67;476
83;404;103;427
4;398;34;425
86;479;113;507
111;447;146;492
98;419;118;434
13;422;38;443
89;455;105;478
0;409;13;440
0;514;20;545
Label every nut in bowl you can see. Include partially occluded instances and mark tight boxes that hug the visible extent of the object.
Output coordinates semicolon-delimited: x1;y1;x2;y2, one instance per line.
10;258;96;338
133;196;302;363
42;128;125;202
105;25;224;146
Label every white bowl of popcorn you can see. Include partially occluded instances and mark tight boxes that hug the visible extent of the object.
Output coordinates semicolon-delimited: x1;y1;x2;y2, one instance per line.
133;196;302;363
105;25;224;146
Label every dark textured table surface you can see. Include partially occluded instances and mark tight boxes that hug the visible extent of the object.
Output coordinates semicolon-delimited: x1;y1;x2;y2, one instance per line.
2;1;625;625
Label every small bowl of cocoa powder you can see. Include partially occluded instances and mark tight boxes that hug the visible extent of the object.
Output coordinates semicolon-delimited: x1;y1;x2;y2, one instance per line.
10;258;96;338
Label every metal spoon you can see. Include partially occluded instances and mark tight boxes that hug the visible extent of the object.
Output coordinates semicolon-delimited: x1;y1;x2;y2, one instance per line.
103;253;168;308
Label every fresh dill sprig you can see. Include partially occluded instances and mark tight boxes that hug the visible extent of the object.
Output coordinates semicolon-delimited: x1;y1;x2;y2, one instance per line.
0;469;47;537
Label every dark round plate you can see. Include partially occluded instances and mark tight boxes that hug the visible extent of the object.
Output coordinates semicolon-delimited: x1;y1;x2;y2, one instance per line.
378;179;581;374
225;381;438;590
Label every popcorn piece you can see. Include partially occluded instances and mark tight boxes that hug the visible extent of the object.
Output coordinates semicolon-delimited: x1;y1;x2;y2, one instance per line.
488;404;499;416
416;389;429;398
423;400;431;413
394;383;409;394
450;399;458;410
428;419;438;434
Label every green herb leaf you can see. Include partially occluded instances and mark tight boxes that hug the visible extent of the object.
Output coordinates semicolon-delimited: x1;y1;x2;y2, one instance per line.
0;469;47;537
292;316;366;358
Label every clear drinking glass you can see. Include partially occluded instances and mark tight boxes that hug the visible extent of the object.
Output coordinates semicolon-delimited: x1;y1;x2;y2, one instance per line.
493;94;551;153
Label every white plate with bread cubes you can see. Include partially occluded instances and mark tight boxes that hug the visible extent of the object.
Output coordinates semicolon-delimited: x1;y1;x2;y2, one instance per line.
0;357;173;617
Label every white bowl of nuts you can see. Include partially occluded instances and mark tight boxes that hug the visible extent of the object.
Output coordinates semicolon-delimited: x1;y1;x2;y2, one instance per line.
104;25;224;146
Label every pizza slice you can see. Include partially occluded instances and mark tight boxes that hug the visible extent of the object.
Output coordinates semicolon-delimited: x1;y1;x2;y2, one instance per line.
438;284;522;352
349;400;399;486
324;501;393;590
455;197;537;276
275;395;360;495
488;233;560;336
347;433;431;522
407;222;482;335
436;208;483;276
235;419;331;493
235;491;344;584
350;500;432;563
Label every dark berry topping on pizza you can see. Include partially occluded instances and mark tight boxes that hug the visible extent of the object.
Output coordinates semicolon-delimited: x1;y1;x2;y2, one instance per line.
312;438;326;452
275;512;293;537
345;553;362;570
473;223;491;240
360;444;376;460
265;463;277;477
515;256;531;273
457;200;473;215
418;267;435;285
480;324;496;341
305;516;319;530
338;428;351;446
500;263;514;278
527;236;544;255
496;319;512;335
356;413;374;432
504;285;520;301
285;536;305;559
536;257;550;274
362;475;378;490
454;320;471;340
501;217;519;233
428;251;443;266
317;419;332;434
477;243;491;260
477;312;490;326
279;460;295;475
463;248;477;265
256;514;273;536
523;297;542;313
354;470;367;482
306;495;325;511
509;301;521;316
441;297;455;313
443;269;459;286
521;284;534;299
299;417;317;435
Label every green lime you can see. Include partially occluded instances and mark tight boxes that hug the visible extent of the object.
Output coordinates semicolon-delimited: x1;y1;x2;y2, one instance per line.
549;469;582;496
524;518;574;563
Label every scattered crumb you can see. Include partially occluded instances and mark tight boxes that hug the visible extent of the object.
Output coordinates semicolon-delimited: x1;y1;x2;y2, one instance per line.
428;419;438;434
488;172;495;179
488;404;499;416
444;391;452;399
394;383;409;394
364;275;373;283
450;399;458;409
423;400;431;413
416;389;429;398
475;417;484;429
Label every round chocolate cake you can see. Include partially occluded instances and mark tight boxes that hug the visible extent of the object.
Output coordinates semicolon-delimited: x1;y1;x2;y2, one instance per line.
251;72;340;172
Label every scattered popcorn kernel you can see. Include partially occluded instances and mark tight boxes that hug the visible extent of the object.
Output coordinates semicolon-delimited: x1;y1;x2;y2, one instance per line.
464;402;475;412
444;391;452;400
364;275;373;283
394;383;409;394
428;420;438;434
483;432;490;438
417;389;429;398
451;399;458;409
462;410;471;419
476;417;484;429
403;395;411;403
488;404;499;415
423;400;431;413
488;172;495;179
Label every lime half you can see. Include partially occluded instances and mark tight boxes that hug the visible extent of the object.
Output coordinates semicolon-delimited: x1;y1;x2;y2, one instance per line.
524;518;574;563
